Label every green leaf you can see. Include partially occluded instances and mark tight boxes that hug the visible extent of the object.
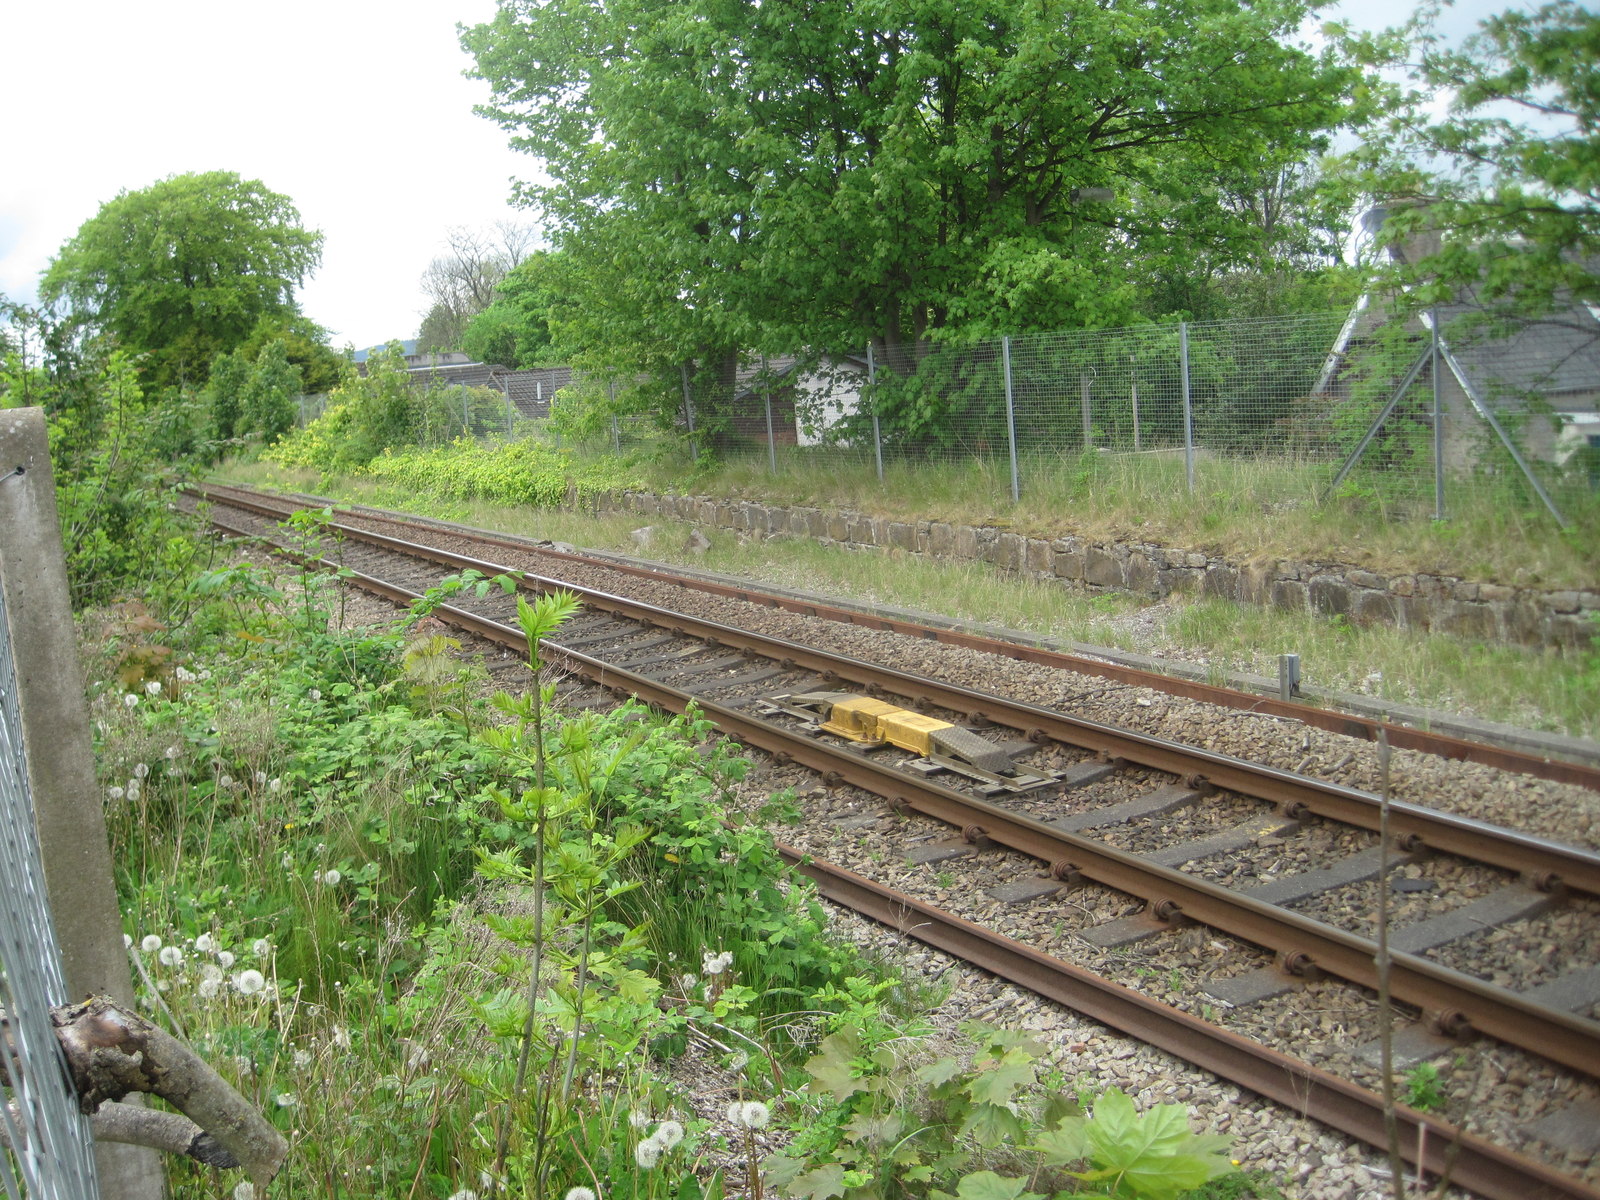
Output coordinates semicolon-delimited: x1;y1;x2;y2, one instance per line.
949;1171;1045;1200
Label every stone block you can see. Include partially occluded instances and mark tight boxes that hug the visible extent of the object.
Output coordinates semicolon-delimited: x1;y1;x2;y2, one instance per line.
888;521;916;551
1025;537;1053;575
996;532;1025;571
1389;575;1416;597
928;522;955;557
1202;565;1239;600
1505;602;1546;644
1452;581;1480;602
1548;590;1580;614
1351;591;1398;626
1347;569;1385;589
1125;552;1159;595
1084;547;1123;588
1478;583;1514;603
955;524;981;559
1270;579;1308;612
1440;601;1498;640
1308;576;1353;616
827;511;850;540
1054;547;1085;582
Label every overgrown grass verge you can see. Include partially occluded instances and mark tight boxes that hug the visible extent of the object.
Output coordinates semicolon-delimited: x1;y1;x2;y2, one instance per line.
92;522;1271;1198
219;457;1600;739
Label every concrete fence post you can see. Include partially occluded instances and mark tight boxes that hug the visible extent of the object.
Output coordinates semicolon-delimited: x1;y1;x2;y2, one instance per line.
0;408;167;1199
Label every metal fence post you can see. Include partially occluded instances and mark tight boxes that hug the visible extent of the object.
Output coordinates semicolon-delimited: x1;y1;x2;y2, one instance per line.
609;380;621;454
1002;335;1020;503
1080;370;1093;449
1431;308;1445;521
1180;320;1195;493
762;356;777;474
867;343;884;483
681;362;698;465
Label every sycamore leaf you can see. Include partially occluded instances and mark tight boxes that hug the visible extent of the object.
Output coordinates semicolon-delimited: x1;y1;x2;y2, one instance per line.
948;1171;1046;1200
964;1050;1036;1106
804;1029;866;1102
787;1164;848;1200
959;1102;1027;1149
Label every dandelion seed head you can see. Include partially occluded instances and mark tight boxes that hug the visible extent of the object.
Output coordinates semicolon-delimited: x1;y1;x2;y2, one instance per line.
447;1191;480;1200
252;938;271;957
293;1049;312;1069
195;933;217;954
165;745;180;759
331;1025;351;1049
233;1183;256;1200
123;693;138;709
308;688;321;701
144;680;161;696
122;933;133;949
701;949;733;976
200;964;224;983
678;974;698;992
736;1101;770;1129
728;1050;749;1071
158;946;182;967
564;1189;597;1200
627;1108;651;1129
274;1092;297;1108
140;935;162;954
654;1120;684;1149
633;1138;662;1170
133;762;149;779
218;774;233;789
320;869;342;887
198;977;221;999
235;969;266;996
108;786;125;802
217;950;235;968
269;777;283;793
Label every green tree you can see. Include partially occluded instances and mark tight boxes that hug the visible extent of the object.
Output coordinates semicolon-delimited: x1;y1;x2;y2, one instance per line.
241;338;302;443
235;313;347;396
464;0;1356;422
203;347;252;442
462;249;562;367
1343;1;1599;320
40;171;323;390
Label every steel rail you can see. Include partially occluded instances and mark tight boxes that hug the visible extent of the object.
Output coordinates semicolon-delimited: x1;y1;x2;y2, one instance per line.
207;513;1600;1078
207;498;1600;900
779;850;1600;1200
194;483;1600;789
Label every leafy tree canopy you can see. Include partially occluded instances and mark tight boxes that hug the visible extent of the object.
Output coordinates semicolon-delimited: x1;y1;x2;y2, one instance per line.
464;0;1359;391
235;313;347;396
461;249;563;367
40;171;323;390
1340;0;1599;320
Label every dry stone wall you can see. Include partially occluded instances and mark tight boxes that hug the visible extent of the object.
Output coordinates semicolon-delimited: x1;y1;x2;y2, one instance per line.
603;491;1599;651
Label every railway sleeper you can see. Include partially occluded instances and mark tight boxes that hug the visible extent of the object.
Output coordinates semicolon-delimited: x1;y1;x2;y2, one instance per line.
760;691;1064;795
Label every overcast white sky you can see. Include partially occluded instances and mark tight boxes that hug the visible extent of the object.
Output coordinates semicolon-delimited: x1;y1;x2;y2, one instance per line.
0;0;1507;354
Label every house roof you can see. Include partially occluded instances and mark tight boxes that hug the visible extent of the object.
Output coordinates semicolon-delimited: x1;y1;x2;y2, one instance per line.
1431;295;1600;405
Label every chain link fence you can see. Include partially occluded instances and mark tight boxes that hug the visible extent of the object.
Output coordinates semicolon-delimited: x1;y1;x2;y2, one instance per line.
0;580;103;1200
572;307;1597;526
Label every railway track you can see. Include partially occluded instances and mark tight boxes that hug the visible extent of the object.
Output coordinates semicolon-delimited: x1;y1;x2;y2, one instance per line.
194;484;1600;1200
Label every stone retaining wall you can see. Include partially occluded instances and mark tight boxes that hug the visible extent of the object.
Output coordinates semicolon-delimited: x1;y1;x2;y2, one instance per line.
603;490;1599;650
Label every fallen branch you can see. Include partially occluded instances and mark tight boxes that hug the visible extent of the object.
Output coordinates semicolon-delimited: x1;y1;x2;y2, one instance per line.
50;995;287;1188
2;1100;240;1169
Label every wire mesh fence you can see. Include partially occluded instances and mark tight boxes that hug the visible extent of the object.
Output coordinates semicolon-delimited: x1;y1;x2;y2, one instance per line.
582;307;1598;527
0;581;103;1200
